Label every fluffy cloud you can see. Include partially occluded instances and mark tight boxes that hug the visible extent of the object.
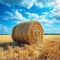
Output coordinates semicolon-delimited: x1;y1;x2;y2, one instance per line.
47;0;60;20
0;0;55;9
0;0;35;9
25;12;40;20
4;10;56;25
15;10;26;21
35;0;60;21
25;11;60;33
0;0;60;19
44;27;60;34
0;24;10;34
54;0;60;9
25;12;54;23
0;0;60;34
20;0;35;9
0;0;60;12
3;10;29;22
35;0;54;8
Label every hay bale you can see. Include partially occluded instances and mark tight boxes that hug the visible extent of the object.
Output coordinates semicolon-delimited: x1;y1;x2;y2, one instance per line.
12;21;43;45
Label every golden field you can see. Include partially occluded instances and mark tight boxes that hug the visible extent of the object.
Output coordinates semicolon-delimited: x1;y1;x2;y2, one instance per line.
0;35;60;59
0;35;13;43
0;35;60;43
43;35;60;45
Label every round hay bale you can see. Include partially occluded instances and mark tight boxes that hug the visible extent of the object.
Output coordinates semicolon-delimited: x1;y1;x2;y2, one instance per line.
12;21;43;45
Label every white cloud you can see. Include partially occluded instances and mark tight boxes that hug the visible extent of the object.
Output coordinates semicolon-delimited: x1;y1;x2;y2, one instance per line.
25;12;54;23
26;12;40;20
52;27;60;33
3;26;8;32
20;0;35;9
35;2;44;8
0;0;50;9
0;0;55;9
15;10;26;21
3;10;30;23
0;24;9;34
46;0;60;20
0;0;35;9
44;27;60;33
25;11;60;33
35;0;55;8
0;0;60;34
15;11;30;22
55;0;60;9
2;9;60;32
35;0;60;16
48;8;60;20
2;16;10;20
25;12;58;32
0;0;60;11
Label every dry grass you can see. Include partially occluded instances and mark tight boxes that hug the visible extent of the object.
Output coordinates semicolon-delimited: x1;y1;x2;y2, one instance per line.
0;35;60;43
43;35;60;47
41;35;60;58
43;35;60;43
0;35;60;59
0;35;13;43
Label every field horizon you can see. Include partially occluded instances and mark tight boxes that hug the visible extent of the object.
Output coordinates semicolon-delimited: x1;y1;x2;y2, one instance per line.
0;33;60;35
0;34;60;44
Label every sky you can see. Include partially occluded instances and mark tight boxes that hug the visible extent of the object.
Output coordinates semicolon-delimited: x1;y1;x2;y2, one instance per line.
0;0;60;34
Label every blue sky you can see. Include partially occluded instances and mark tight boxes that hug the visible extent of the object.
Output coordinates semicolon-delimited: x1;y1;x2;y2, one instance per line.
0;0;60;34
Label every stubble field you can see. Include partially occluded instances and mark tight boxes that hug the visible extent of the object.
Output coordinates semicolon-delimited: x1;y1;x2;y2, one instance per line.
0;35;13;43
0;35;60;44
0;35;60;59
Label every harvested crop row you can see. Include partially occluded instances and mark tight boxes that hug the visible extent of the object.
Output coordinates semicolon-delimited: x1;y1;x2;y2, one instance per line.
0;43;60;59
0;44;42;59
